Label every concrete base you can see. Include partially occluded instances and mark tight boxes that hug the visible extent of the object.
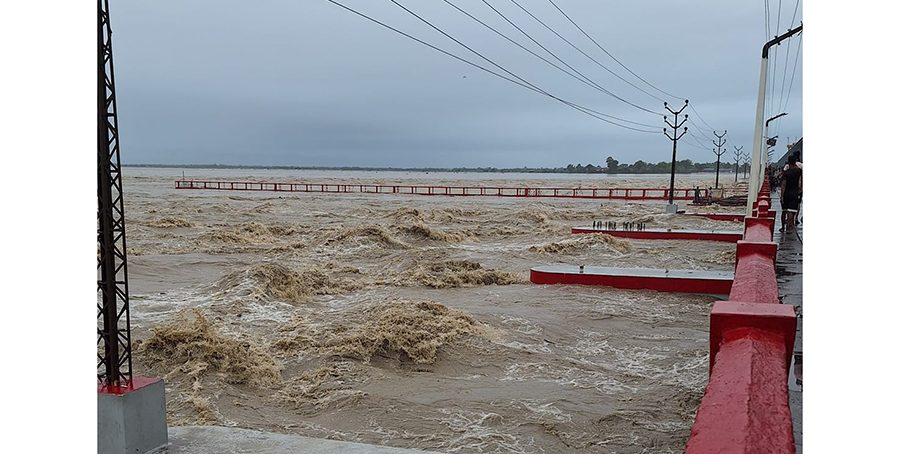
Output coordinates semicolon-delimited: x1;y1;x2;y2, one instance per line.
98;377;168;454
665;203;679;214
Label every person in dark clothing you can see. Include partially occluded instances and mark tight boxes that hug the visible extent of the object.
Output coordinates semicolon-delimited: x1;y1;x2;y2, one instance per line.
780;155;802;233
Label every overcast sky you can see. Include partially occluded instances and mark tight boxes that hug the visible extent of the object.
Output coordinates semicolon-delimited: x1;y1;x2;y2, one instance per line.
112;0;802;168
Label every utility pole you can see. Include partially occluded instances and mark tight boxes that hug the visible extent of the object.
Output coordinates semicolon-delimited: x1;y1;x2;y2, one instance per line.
733;145;744;183
663;100;689;212
748;24;803;214
712;130;727;189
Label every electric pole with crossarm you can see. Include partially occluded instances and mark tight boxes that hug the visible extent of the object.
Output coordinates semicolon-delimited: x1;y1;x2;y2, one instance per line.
663;100;689;212
712;130;727;189
733;145;744;183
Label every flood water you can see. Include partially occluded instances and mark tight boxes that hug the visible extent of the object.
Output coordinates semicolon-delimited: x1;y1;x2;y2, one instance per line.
123;167;746;453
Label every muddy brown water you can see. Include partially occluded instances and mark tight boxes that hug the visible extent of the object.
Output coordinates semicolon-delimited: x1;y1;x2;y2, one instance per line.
122;168;746;453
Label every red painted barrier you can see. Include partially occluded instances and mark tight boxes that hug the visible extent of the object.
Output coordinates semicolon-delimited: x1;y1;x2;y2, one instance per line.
174;180;706;201
98;376;161;395
530;266;734;295
686;328;794;453
686;176;797;453
571;227;743;243
684;213;746;222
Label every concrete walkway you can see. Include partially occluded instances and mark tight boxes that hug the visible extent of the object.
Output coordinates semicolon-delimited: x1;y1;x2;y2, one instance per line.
772;193;803;454
162;426;442;454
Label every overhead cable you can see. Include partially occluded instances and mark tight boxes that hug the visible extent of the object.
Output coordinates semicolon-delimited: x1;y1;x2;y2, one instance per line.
388;0;659;130
780;34;802;113
479;0;662;116
440;0;656;127
545;0;682;101
322;0;658;132
504;0;666;108
539;0;723;134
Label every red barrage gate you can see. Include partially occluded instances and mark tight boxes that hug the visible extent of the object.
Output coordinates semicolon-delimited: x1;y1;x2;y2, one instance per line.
174;180;707;200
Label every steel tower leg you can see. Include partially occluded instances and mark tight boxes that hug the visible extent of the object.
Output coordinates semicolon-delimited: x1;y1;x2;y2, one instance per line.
97;0;132;389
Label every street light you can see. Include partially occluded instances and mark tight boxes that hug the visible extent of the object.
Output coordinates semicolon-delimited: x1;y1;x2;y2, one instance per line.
765;112;787;162
748;25;802;215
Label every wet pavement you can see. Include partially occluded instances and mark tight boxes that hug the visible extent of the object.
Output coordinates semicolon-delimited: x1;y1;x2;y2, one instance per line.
165;426;440;453
772;193;803;454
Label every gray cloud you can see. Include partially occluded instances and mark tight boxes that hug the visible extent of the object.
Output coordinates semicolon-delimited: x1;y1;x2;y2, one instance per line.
112;0;802;167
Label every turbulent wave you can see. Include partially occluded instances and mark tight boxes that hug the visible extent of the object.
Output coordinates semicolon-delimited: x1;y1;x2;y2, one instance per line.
200;230;253;245
146;217;194;228
274;300;485;364
322;224;408;249
137;309;281;387
388;206;484;224
212;263;358;303
702;250;736;265
397;260;526;288
529;233;632;254
125;172;726;450
241;222;299;236
274;360;368;414
397;222;471;243
198;222;299;247
387;207;426;223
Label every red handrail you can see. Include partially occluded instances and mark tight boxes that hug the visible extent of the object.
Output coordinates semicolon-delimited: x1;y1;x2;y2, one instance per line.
686;177;796;453
174;180;706;200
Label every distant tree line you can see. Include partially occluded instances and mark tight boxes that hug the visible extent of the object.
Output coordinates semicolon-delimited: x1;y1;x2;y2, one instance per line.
125;159;751;174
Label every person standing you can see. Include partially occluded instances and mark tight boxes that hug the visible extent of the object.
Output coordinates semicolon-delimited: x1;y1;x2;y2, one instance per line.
780;155;802;233
783;151;802;225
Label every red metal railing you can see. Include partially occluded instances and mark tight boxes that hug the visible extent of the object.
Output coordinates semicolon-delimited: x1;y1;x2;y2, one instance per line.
174;180;707;200
686;178;797;453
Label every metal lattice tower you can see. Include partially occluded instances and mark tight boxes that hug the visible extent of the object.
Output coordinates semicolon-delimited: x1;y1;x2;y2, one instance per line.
98;0;133;388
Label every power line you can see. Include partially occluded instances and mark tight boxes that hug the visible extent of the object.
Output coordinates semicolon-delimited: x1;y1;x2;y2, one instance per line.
479;0;662;116
775;35;792;118
322;0;657;132
545;0;681;101
775;0;783;36
501;0;664;114
389;0;661;131
687;118;716;141
781;34;802;113
682;132;709;151
441;0;595;89
789;0;800;30
389;0;658;130
769;0;782;118
544;0;723;137
681;140;708;152
688;104;717;132
507;0;669;104
439;0;657;127
686;129;713;149
767;51;778;119
774;30;802;140
389;0;541;97
763;1;772;119
775;37;801;145
775;0;801;114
